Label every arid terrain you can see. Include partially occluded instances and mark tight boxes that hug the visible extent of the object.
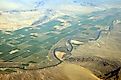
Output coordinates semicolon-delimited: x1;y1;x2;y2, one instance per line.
0;63;101;80
0;11;42;31
0;1;121;79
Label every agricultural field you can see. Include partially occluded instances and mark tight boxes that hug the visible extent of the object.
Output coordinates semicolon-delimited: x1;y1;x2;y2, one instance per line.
0;0;121;79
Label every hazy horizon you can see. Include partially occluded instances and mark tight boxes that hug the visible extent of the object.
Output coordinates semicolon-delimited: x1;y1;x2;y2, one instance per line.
0;0;121;11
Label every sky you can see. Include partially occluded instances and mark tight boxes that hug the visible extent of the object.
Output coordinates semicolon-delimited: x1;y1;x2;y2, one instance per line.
0;0;121;11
